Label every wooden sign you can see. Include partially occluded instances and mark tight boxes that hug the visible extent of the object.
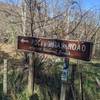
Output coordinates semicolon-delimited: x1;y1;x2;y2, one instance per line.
17;36;93;61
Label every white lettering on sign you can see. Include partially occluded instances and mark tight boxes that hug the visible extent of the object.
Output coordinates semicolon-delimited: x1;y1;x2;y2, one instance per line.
21;39;29;43
32;39;87;52
77;45;81;51
43;41;47;47
82;45;86;52
63;43;87;52
68;43;77;51
48;42;54;48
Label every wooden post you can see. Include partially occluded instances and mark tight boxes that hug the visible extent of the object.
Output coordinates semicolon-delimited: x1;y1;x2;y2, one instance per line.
71;64;76;100
60;83;67;100
80;72;84;100
60;58;69;100
28;53;34;97
71;64;76;91
3;59;7;99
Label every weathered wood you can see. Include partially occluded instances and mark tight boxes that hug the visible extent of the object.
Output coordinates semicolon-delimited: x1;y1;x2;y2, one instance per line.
71;64;76;100
3;59;7;95
60;58;69;100
28;53;34;96
80;72;84;100
60;83;67;100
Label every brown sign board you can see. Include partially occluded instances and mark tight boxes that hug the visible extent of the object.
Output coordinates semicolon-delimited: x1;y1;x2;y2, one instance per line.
17;36;93;61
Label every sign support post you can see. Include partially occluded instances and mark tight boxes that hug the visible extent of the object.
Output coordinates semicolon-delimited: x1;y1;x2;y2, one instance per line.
28;53;34;97
60;57;69;100
3;59;7;100
60;83;67;100
80;69;84;100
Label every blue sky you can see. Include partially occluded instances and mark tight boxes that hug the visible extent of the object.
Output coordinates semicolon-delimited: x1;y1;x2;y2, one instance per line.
0;0;100;9
0;0;20;4
81;0;100;9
